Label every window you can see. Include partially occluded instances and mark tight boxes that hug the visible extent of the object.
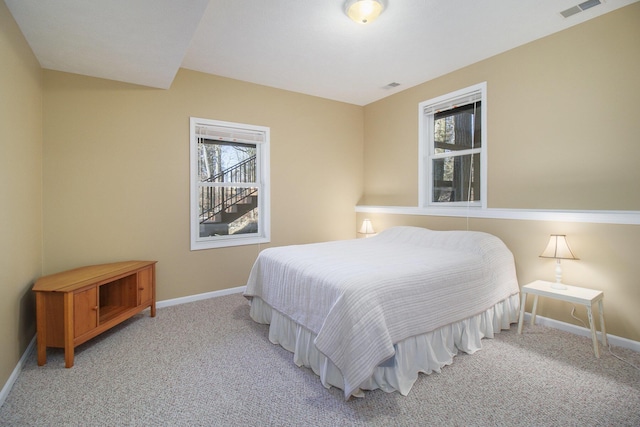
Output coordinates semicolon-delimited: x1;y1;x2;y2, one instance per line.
190;117;270;250
418;82;487;208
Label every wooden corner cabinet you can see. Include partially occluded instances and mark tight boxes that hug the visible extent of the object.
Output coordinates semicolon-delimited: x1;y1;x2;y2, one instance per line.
33;260;157;368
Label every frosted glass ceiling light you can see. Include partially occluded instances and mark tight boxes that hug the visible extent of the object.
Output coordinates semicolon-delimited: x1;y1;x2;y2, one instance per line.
345;0;387;24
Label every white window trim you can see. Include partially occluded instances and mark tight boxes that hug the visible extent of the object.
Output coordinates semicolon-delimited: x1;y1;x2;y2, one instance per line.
418;82;487;209
190;117;270;250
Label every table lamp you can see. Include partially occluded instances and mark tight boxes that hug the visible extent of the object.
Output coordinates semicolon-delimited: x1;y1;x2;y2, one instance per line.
358;219;376;237
539;234;578;290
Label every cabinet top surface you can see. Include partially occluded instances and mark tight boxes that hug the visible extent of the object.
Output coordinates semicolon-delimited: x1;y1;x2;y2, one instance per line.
33;261;157;293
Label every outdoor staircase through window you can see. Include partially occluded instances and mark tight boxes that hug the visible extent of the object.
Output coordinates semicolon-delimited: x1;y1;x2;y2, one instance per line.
199;155;258;236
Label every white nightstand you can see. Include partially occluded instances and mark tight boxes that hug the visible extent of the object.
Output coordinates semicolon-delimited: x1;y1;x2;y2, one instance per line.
517;280;607;358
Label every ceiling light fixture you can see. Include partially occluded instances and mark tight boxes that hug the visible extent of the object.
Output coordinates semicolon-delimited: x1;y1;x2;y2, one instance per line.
344;0;387;25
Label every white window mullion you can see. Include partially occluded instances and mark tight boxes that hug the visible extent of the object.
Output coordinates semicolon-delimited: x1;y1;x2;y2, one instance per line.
431;147;482;159
199;182;257;189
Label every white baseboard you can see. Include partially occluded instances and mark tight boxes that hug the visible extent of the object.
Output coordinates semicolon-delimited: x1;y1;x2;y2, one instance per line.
523;312;640;352
155;285;246;309
0;336;36;409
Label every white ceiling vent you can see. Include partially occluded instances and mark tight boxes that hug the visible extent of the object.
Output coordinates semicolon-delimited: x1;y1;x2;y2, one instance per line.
561;0;602;18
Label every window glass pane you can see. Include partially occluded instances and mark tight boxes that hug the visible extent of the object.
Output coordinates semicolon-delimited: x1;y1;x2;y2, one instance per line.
199;187;259;237
434;102;481;154
198;140;256;183
432;154;480;202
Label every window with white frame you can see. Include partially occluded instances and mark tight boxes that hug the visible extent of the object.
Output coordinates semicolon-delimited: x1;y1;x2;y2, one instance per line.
190;117;270;250
418;82;487;208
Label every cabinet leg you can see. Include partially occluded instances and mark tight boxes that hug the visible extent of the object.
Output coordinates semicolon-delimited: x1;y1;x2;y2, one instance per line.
64;293;75;368
64;348;75;368
37;344;47;366
35;293;47;366
36;334;47;366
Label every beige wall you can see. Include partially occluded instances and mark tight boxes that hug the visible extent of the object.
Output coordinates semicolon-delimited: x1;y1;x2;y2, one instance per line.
363;4;640;210
0;2;42;391
42;69;363;301
360;4;640;341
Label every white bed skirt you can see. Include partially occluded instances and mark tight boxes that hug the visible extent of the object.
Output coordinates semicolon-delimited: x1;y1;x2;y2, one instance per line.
249;293;520;398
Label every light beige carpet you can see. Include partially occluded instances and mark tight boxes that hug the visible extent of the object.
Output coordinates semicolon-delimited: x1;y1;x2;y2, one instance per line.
1;293;639;426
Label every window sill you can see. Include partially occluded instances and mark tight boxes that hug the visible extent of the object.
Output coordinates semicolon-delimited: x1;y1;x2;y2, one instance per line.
191;235;270;251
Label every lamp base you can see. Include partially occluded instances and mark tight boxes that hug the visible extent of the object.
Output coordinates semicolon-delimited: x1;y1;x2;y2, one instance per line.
551;281;567;290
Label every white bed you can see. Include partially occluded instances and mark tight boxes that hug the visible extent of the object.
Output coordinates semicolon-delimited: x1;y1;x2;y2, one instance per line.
244;226;520;399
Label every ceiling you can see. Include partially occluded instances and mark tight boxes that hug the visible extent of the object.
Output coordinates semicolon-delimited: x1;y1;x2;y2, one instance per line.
5;0;638;106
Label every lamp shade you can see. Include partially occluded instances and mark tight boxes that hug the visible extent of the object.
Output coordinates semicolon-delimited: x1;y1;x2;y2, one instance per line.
359;219;375;235
344;0;387;24
539;235;579;260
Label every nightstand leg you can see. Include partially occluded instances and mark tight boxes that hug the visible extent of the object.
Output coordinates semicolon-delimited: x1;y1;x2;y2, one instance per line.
598;299;607;347
518;292;527;334
586;304;599;358
530;295;539;327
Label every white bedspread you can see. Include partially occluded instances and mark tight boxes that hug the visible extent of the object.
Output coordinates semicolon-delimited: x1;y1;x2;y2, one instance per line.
244;226;519;398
